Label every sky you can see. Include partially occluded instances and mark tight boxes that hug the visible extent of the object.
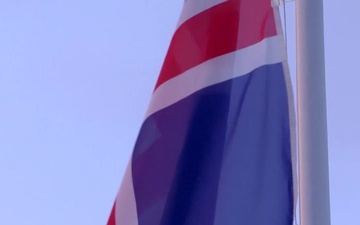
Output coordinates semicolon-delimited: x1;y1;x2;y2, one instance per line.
0;1;359;224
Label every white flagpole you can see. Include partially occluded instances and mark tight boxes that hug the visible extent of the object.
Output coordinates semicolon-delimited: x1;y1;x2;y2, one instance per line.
296;0;331;225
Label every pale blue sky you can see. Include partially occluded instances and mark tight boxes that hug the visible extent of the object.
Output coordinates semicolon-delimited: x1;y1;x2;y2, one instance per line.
0;1;359;224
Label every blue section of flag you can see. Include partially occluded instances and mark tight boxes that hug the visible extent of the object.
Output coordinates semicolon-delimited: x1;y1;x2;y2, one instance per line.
131;63;293;225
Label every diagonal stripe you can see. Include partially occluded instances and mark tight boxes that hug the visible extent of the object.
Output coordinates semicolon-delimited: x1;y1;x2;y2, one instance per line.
146;35;285;119
177;0;227;27
155;0;277;90
107;202;117;225
114;162;138;225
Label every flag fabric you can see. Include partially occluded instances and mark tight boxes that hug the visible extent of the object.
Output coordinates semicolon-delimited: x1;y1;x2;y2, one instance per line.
108;0;296;224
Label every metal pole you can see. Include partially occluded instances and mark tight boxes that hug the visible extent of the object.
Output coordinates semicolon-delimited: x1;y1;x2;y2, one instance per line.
296;0;331;224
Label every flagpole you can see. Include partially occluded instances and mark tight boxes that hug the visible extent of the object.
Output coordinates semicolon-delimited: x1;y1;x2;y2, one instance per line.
296;0;331;225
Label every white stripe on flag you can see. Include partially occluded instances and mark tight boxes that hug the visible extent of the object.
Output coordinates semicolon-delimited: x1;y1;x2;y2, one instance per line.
177;0;227;27
145;35;286;119
115;161;138;225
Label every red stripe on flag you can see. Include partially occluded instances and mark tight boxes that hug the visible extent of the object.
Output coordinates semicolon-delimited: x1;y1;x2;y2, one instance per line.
107;201;116;225
154;0;277;90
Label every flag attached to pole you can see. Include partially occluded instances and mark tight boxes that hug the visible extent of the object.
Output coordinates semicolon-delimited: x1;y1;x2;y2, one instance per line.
108;0;295;224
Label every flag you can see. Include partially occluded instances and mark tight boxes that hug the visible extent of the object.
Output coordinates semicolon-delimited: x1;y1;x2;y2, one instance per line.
108;0;295;224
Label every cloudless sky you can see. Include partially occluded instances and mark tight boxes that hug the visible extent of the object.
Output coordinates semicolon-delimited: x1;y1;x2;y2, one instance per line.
0;1;359;224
